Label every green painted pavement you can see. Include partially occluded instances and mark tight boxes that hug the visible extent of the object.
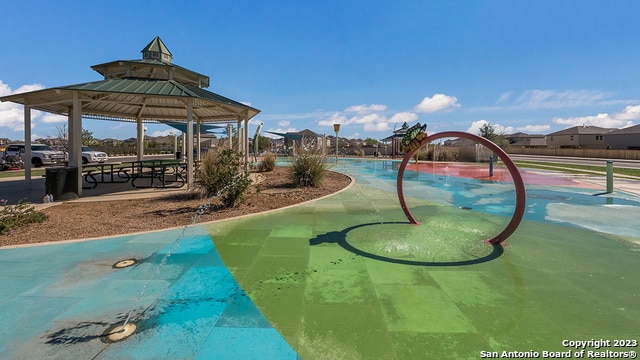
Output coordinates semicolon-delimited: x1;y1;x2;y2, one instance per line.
208;180;640;359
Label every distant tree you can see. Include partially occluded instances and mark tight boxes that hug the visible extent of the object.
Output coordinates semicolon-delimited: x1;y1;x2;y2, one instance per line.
479;123;498;142
82;129;95;146
52;125;96;148
479;122;510;151
364;137;379;146
53;124;69;151
257;135;271;152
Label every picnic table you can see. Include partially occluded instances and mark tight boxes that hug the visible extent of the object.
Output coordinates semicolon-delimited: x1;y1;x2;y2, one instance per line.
82;162;130;189
126;160;187;188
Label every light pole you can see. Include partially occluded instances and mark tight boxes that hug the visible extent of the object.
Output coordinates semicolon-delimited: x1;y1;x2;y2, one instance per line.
333;124;341;163
169;131;177;159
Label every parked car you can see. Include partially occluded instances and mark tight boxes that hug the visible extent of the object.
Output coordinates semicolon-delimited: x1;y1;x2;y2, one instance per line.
82;146;108;164
4;143;66;167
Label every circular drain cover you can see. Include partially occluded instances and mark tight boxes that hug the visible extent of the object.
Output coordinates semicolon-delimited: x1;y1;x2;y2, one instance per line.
106;323;136;342
113;259;136;268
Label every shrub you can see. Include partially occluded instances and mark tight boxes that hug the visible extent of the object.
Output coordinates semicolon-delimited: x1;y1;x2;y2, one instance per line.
289;139;327;188
0;199;47;235
258;153;276;172
197;148;252;207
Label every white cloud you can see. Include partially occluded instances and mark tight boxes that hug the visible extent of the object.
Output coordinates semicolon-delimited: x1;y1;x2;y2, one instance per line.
15;83;45;94
466;119;518;135
349;113;384;125
0;103;25;131
109;123;129;131
615;105;640;121
364;122;391;132
31;133;45;141
248;118;262;125
345;104;387;114
318;105;419;134
496;91;513;104
40;112;66;123
467;120;488;135
0;80;48;131
513;89;615;109
0;81;11;96
519;124;551;133
494;124;516;134
415;94;460;113
149;129;176;137
552;105;640;128
389;111;418;124
318;112;349;127
278;120;290;127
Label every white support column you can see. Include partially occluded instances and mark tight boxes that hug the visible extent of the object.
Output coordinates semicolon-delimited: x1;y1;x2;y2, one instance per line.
24;105;32;190
71;92;83;197
196;122;201;161
244;113;249;166
237;118;243;153
136;118;144;161
186;99;194;189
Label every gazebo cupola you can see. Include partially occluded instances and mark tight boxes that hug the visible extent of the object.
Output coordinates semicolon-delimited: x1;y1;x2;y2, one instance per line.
141;36;173;63
90;36;210;88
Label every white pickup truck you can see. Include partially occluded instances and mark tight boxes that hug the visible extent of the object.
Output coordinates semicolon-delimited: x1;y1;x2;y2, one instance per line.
82;146;108;164
4;143;66;167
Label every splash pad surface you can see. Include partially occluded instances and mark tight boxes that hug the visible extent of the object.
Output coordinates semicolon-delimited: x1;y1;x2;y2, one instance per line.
0;227;296;359
0;158;639;359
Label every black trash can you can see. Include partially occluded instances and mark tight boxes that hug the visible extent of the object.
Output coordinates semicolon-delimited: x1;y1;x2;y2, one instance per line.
175;151;182;160
45;166;79;201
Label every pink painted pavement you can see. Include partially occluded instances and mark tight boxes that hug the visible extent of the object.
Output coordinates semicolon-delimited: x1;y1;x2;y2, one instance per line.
405;162;601;189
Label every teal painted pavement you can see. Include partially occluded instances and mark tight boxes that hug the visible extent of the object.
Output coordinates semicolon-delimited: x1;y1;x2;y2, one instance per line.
0;226;298;359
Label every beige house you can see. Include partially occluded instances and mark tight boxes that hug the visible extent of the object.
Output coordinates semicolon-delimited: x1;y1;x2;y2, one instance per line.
546;125;614;149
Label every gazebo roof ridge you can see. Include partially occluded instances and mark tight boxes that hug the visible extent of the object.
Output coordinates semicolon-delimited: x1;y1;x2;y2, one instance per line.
91;58;211;88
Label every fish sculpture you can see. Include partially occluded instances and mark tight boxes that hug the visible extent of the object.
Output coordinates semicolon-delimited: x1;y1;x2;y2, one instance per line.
401;123;428;153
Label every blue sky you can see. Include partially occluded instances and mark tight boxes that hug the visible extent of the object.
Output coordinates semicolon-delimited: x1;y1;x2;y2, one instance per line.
2;0;640;142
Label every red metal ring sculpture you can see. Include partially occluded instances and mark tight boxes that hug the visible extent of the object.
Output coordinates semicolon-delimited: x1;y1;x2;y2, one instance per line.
396;131;526;245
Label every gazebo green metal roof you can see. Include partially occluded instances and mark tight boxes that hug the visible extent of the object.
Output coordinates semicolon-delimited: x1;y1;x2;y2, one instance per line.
0;78;259;124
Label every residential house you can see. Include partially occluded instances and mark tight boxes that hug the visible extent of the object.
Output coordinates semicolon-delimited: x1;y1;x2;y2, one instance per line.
604;125;640;150
507;133;547;148
546;125;615;149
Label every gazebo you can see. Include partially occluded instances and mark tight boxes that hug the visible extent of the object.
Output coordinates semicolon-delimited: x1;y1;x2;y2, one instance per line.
0;36;260;196
380;122;410;158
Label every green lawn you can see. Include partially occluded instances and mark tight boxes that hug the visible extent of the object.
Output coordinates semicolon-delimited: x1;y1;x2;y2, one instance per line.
513;160;640;179
0;168;46;179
